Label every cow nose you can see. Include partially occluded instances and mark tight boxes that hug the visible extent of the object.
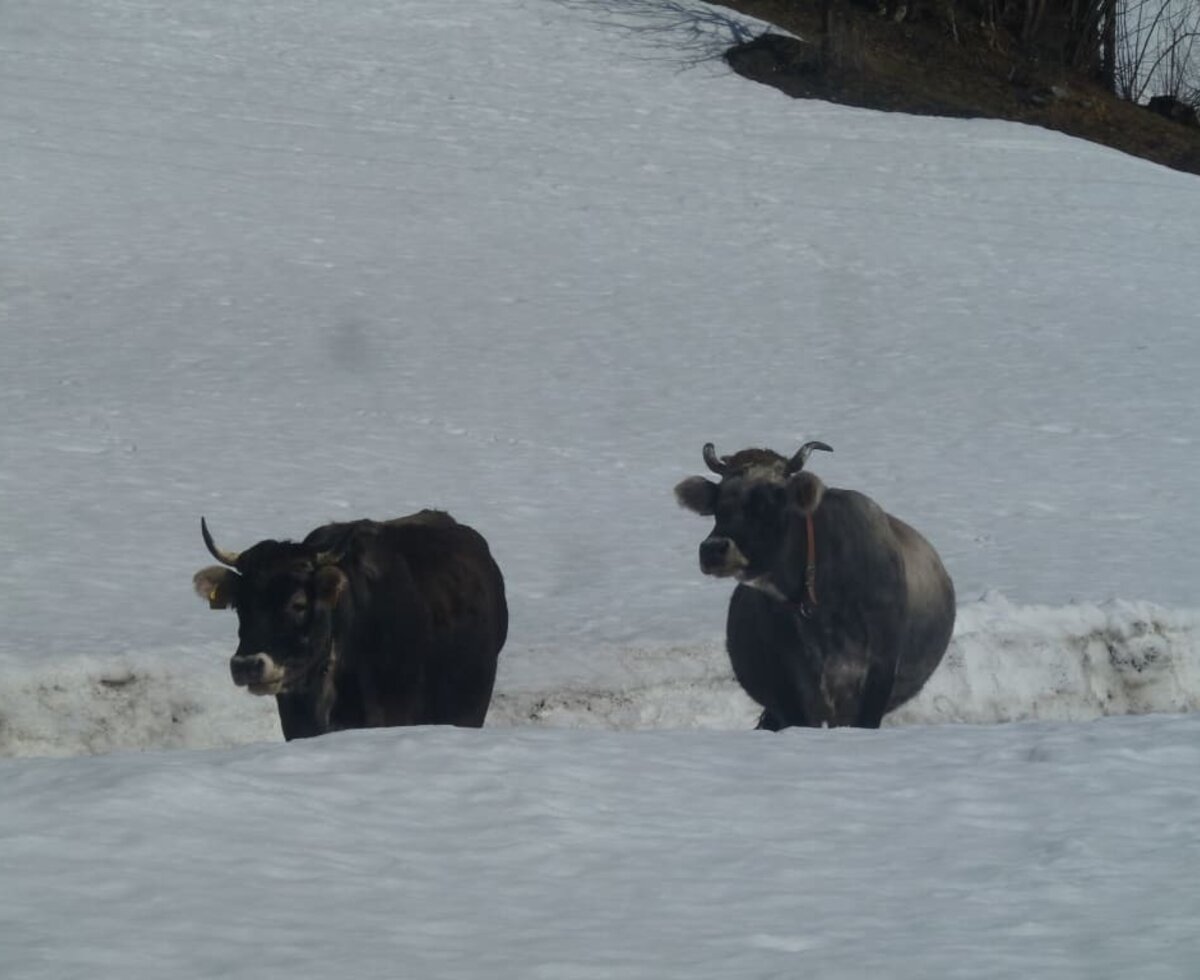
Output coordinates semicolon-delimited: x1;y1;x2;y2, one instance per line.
699;537;729;569
230;654;264;686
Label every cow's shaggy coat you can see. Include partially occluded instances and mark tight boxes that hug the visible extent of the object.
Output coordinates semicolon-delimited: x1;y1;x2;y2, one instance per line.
194;511;507;740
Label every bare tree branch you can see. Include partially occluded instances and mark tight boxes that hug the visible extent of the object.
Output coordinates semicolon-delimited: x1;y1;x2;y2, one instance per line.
547;0;780;69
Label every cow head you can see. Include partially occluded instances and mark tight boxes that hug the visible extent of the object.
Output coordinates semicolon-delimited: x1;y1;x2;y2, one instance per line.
674;440;832;581
193;518;349;697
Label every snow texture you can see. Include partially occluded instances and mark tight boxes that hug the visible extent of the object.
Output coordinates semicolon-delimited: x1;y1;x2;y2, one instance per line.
1;0;1197;754
1;0;1199;975
2;719;1199;978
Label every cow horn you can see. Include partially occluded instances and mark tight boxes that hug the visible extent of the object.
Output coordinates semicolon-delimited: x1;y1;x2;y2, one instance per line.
785;440;833;475
702;442;729;476
200;517;240;567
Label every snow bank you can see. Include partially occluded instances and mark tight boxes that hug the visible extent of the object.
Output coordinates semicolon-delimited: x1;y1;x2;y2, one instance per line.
1;597;1195;757
0;647;281;758
892;595;1200;724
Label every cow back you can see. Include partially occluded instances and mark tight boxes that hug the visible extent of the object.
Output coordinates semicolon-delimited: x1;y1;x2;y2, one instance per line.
374;514;507;636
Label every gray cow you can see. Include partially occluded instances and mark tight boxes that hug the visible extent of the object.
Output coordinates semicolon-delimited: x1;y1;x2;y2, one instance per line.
675;441;955;729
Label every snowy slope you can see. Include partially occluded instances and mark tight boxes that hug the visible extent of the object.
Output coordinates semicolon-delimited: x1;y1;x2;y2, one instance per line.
3;0;1200;975
4;0;1199;676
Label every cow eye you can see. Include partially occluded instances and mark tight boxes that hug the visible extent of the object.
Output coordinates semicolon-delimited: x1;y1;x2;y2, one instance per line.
288;598;309;620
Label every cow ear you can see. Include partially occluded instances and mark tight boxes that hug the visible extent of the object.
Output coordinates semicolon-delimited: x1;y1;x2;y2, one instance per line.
194;566;238;609
674;476;718;516
787;471;826;515
314;565;348;610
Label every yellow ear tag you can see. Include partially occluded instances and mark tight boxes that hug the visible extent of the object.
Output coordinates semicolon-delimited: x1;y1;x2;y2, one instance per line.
210;588;219;602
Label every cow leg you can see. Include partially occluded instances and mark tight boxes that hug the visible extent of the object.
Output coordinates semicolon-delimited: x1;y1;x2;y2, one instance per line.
730;587;829;730
755;700;810;730
756;708;784;731
437;674;495;727
275;693;323;741
853;642;900;729
434;636;500;727
754;668;815;729
840;602;903;728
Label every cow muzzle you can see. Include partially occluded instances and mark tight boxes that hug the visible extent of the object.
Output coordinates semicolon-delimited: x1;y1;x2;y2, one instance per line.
230;653;287;696
699;536;748;577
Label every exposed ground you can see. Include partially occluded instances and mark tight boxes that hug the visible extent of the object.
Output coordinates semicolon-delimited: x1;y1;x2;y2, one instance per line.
717;0;1200;176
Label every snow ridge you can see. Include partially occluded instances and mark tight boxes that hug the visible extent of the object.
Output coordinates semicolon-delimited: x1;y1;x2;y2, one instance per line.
2;597;1195;758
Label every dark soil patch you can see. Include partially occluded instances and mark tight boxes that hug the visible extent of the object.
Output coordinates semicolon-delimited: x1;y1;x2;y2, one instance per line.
716;0;1200;177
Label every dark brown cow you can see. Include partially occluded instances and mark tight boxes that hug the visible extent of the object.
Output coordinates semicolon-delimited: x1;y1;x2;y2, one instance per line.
675;441;955;729
193;510;507;740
